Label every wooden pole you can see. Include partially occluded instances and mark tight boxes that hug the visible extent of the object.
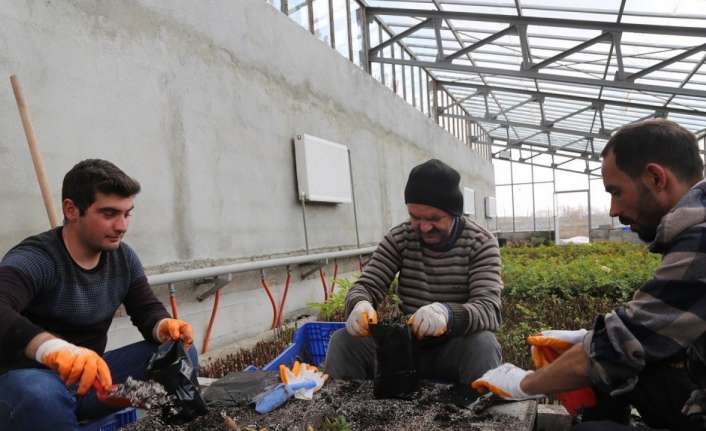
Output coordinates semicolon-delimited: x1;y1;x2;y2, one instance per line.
10;75;59;228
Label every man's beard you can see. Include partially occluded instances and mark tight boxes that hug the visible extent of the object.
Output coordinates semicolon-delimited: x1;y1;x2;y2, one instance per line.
620;184;668;242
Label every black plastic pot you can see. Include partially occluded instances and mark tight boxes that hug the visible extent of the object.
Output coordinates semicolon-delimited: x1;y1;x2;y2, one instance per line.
370;322;419;399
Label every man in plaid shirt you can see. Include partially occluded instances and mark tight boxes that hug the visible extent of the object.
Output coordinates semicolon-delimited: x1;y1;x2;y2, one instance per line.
473;119;706;431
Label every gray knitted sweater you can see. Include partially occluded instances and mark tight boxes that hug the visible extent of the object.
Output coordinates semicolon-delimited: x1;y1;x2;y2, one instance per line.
345;217;503;335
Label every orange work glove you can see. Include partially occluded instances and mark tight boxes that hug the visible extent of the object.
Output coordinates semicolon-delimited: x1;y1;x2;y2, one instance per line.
527;329;596;416
36;339;112;395
527;329;588;368
155;318;194;348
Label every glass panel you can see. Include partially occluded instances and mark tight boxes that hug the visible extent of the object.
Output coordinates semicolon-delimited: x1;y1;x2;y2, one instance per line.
513;184;534;231
289;0;310;30
511;160;532;183
554;170;587;192
269;0;283;11
533;165;554;182
590;177;611;229
333;0;350;58
384;43;394;91
349;0;363;66
494;159;511;184
371;63;382;81
420;71;428;115
394;45;403;98
556;191;589;243
313;0;330;44
534;182;555;231
496;185;514;232
405;65;414;106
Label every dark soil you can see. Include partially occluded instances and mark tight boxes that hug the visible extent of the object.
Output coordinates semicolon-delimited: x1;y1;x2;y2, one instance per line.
123;380;519;431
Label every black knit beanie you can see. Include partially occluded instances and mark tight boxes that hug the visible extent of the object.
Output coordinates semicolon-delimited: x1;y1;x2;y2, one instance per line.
404;159;463;216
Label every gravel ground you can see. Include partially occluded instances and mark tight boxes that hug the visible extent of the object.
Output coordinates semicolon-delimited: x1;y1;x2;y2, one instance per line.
123;380;518;431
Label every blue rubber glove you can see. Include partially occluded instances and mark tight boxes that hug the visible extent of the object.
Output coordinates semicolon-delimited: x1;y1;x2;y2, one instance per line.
254;380;316;413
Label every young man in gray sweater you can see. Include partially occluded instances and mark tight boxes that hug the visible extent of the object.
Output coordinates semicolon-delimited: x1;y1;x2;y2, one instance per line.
325;159;503;385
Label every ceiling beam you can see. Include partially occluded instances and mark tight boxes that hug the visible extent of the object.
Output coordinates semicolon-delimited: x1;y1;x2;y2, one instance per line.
366;7;706;38
443;113;607;140
370;57;706;98
369;18;432;56
434;80;706;117
529;32;613;72
625;43;706;81
443;25;517;62
487;148;602;177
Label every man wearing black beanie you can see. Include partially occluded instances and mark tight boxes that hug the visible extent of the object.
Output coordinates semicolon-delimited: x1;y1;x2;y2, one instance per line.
325;159;503;390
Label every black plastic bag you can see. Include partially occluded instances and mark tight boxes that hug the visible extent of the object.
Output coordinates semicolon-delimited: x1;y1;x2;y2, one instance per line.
145;340;208;423
370;322;419;399
202;370;280;408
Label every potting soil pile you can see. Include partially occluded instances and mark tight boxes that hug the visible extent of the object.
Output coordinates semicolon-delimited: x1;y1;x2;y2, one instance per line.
123;380;519;431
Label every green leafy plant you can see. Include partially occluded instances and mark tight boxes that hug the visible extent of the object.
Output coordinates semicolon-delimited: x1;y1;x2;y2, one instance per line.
309;276;353;321
309;274;401;322
320;416;351;431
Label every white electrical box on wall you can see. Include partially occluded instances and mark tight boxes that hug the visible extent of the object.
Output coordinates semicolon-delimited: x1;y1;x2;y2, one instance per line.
463;187;475;216
484;196;497;219
294;134;352;203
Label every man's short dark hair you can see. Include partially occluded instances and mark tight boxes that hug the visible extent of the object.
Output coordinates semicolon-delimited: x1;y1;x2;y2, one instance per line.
602;119;703;183
62;159;141;214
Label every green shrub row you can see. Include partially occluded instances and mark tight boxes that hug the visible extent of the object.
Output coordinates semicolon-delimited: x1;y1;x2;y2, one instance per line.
502;242;659;302
310;242;660;369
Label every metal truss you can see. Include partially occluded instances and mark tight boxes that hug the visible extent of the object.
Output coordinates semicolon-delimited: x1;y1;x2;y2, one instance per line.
365;2;706;171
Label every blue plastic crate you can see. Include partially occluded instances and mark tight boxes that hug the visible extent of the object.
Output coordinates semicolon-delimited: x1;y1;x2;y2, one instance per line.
263;321;344;371
79;407;137;431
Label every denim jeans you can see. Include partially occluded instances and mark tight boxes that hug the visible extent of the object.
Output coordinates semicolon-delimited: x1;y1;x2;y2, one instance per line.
0;341;199;431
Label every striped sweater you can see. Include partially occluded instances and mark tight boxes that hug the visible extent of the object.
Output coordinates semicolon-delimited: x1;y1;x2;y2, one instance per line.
345;217;503;336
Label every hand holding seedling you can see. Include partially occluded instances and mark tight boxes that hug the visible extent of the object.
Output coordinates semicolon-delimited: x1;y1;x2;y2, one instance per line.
407;302;448;339
345;301;378;336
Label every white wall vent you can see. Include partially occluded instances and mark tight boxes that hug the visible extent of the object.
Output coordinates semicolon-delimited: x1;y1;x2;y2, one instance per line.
463;187;476;216
294;134;352;203
484;196;497;219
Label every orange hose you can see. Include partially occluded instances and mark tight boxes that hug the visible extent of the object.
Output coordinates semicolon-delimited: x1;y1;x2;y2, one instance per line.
275;270;292;327
319;267;328;301
330;262;339;295
260;275;278;329
201;288;220;354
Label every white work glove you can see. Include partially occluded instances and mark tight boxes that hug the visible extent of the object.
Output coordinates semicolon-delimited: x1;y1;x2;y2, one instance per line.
527;329;587;369
408;302;448;339
280;362;329;400
471;363;544;401
346;301;378;337
297;363;328;400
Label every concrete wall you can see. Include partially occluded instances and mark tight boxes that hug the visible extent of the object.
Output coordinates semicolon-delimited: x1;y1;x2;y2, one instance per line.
0;0;495;351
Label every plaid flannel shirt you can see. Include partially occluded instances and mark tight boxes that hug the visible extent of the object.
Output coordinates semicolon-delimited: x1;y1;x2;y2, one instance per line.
584;179;706;395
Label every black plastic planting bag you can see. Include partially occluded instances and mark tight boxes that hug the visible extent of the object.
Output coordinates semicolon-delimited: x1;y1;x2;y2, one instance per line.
370;322;419;399
202;370;280;408
145;340;208;423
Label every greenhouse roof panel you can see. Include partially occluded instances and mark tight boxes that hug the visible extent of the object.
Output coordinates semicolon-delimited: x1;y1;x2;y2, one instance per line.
364;0;706;172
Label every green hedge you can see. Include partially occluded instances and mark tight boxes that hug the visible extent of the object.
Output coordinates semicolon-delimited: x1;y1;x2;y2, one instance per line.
311;242;661;369
502;242;659;303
